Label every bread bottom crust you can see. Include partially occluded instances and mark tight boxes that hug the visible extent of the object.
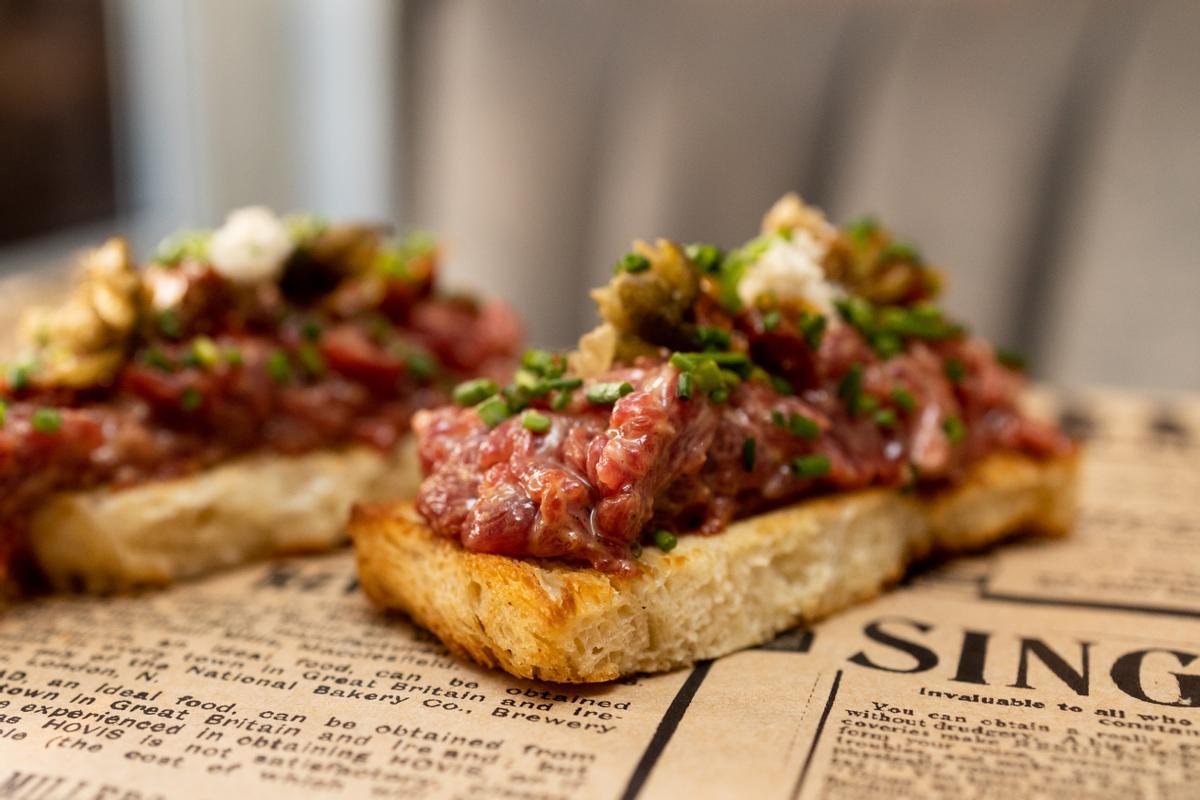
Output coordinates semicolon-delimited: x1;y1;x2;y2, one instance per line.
351;452;1079;683
28;437;420;594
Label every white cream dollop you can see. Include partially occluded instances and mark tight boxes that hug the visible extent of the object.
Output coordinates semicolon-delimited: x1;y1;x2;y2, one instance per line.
208;206;294;284
737;230;841;314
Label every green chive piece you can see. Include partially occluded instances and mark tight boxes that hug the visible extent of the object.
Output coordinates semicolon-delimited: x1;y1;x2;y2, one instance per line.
771;410;787;428
798;311;827;350
7;364;31;392
266;351;292;384
476;395;511;428
298;343;325;376
223;347;244;366
548;377;582;391
844;215;879;245
788;413;821;440
521;410;551;433
880;241;921;263
586;381;633;405
710;388;729;404
502;384;531;413
31;407;62;434
762;309;782;332
301;319;323;341
890;388;915;412
142;348;174;372
792;454;831;479
874;408;898;429
192;336;220;368
406;351;437;380
694;326;731;351
944;357;966;384
0;400;7;428
770;375;793;396
551;390;572;411
997;348;1026;371
180;388;203;412
871;331;904;359
838;364;864;415
677;371;694;400
943;416;966;443
835;297;874;331
630;540;643;559
453;378;499;406
613;252;651;274
742;437;756;472
684;243;722;273
521;348;563;377
156;308;183;339
859;395;880;414
653;529;678;552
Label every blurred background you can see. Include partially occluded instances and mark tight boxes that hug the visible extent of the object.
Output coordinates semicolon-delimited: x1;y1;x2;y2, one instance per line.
0;0;1196;390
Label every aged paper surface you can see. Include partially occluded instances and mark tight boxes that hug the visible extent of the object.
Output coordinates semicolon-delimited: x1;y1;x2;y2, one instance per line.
0;389;1197;799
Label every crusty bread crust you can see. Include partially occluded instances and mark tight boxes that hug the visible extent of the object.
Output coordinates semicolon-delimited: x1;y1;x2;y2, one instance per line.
29;438;420;593
351;452;1078;683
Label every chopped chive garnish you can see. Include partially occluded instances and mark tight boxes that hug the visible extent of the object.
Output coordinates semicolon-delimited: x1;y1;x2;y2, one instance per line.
880;241;921;263
838;364;864;415
844;215;879;245
548;377;582;391
677;371;694;400
298;343;325;376
742;437;757;471
406;351;437;380
586;381;633;405
653;529;678;552
944;357;965;384
180;388;202;412
476;395;511;428
859;395;880;413
694;325;731;351
890;388;915;412
874;408;898;429
871;331;903;359
835;297;874;331
192;336;220;368
943;416;966;444
301;319;323;341
684;243;722;273
142;348;174;372
997;348;1026;371
521;410;551;433
613;252;650;274
7;364;31;392
0;400;7;428
453;378;499;406
788;413;821;440
770;375;793;396
792;454;831;479
521;348;564;377
761;309;782;332
514;369;551;397
551;390;573;411
798;311;826;350
266;351;292;384
710;388;729;404
223;346;244;366
31;407;62;434
156;308;183;339
630;540;643;559
154;230;209;266
771;409;786;427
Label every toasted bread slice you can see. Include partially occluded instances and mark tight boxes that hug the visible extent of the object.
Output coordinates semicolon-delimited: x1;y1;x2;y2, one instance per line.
351;452;1078;683
28;438;420;594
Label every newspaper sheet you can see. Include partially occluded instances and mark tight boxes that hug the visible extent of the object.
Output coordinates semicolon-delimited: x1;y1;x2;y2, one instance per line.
0;389;1197;799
